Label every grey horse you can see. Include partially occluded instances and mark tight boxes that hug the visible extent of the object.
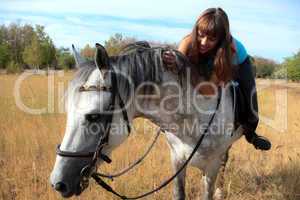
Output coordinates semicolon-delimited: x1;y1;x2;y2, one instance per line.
50;42;243;200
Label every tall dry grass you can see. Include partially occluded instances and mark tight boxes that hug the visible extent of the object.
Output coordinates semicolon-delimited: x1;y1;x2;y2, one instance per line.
0;73;299;200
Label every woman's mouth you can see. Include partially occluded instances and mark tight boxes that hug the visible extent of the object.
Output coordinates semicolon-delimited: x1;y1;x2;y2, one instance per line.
200;46;209;53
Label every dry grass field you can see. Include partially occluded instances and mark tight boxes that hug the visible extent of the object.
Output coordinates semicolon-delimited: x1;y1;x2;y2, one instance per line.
0;72;299;200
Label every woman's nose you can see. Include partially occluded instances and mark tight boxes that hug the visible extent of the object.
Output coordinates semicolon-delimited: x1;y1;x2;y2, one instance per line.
201;37;208;46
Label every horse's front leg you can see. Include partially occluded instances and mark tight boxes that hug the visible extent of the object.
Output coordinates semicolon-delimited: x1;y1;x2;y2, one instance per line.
202;159;223;200
214;148;230;200
170;150;187;200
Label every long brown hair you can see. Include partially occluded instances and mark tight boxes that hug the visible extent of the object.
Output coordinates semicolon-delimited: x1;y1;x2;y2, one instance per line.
187;7;234;83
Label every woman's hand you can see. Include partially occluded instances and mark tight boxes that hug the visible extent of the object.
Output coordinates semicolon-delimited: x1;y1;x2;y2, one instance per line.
162;50;177;71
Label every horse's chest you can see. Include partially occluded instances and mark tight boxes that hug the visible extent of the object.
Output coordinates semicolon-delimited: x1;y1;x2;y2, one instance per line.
165;132;229;169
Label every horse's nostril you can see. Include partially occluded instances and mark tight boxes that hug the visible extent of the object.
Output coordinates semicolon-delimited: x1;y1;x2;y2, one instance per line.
54;182;67;193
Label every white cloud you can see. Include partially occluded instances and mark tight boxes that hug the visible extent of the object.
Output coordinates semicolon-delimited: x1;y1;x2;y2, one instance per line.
65;17;83;25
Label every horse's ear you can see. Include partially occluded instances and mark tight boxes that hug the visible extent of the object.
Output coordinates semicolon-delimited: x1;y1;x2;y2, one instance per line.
72;44;87;68
95;43;110;71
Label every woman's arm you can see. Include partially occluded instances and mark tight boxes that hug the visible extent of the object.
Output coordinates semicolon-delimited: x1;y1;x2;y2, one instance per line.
178;35;192;56
163;35;191;68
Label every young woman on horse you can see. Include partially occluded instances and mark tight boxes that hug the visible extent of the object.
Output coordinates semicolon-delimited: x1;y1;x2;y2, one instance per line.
163;7;271;150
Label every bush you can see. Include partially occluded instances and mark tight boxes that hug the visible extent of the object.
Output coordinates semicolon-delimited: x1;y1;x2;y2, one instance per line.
285;51;300;81
253;56;279;78
57;52;75;70
272;66;287;79
6;61;21;74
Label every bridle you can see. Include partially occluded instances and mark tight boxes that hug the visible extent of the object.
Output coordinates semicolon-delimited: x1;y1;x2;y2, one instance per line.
56;69;132;192
55;51;222;199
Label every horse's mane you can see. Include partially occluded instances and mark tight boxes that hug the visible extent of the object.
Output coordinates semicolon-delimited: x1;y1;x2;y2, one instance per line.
110;41;190;85
108;42;165;102
66;41;192;109
119;41;151;55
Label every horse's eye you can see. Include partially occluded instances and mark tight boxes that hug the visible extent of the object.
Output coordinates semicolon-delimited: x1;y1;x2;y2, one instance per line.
85;113;101;122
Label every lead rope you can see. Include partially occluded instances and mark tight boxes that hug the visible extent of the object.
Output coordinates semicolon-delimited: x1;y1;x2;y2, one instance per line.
92;87;222;199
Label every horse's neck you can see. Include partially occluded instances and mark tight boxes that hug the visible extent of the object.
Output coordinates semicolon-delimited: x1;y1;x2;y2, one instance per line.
117;70;242;154
129;72;193;131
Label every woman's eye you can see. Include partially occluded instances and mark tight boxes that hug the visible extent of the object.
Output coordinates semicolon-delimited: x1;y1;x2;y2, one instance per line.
208;37;217;42
85;114;101;122
198;34;204;39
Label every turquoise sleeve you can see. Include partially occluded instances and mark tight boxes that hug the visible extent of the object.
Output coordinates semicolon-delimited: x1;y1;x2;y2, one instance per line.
232;37;248;65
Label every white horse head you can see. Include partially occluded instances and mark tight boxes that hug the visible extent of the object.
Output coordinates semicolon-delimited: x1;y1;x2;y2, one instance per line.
50;44;131;197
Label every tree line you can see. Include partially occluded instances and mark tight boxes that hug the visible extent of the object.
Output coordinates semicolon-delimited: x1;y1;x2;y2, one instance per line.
251;53;300;81
0;23;70;72
0;23;175;73
0;23;299;81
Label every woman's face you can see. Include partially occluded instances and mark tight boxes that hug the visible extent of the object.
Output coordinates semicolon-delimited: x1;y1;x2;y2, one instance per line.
197;30;218;54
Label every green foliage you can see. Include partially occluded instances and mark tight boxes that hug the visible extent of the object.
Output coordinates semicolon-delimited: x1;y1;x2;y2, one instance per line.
40;37;56;68
80;44;95;60
57;48;75;70
104;33;136;56
0;23;57;72
22;34;42;69
6;61;21;74
253;56;279;78
284;51;300;81
272;66;287;79
22;26;56;69
0;43;10;68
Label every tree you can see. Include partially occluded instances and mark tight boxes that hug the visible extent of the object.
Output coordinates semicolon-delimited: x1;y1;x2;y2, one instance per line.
40;36;56;68
0;43;10;68
7;23;23;64
57;48;75;70
0;25;6;44
80;44;95;60
284;50;300;81
104;33;124;56
104;33;136;56
22;34;42;70
252;56;279;78
0;23;58;71
272;66;287;79
3;23;36;68
35;25;47;41
21;24;35;47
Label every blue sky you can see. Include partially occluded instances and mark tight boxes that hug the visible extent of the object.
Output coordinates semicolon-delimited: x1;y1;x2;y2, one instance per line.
1;0;299;62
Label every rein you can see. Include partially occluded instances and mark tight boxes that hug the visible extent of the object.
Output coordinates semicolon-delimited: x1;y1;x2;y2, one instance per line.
94;127;162;179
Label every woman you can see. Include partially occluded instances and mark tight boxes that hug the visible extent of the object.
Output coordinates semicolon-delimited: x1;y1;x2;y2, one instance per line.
163;7;271;150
